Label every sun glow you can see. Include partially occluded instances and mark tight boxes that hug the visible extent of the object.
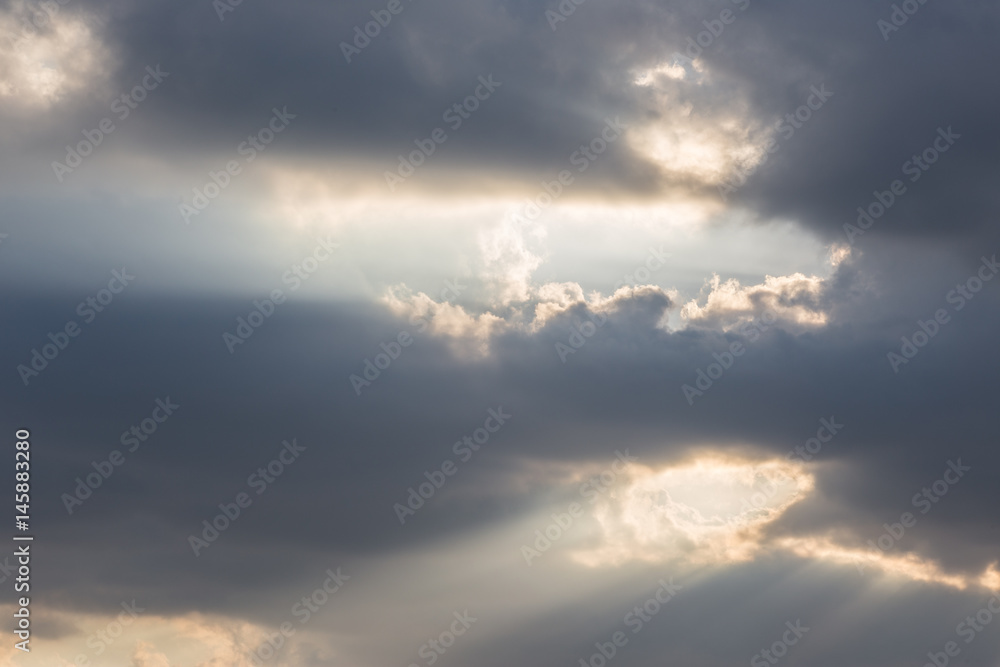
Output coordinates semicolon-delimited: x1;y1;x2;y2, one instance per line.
569;454;1000;595
572;455;813;567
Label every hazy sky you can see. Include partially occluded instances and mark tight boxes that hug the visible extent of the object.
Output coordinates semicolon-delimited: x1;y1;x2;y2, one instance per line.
2;0;1000;666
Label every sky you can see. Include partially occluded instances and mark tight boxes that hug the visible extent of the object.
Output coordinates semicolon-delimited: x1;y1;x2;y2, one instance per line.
2;0;1000;665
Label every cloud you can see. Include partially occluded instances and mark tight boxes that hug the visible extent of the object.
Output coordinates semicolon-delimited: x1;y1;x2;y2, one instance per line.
572;455;814;568
131;641;172;667
383;286;503;355
479;213;549;306
681;271;829;330
626;56;772;192
5;1;1000;665
562;453;1000;595
0;0;112;111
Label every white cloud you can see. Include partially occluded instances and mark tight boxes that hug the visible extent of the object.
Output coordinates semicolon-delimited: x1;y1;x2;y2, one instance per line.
383;286;503;356
627;58;772;189
572;456;814;568
681;272;829;330
0;1;112;109
131;641;173;667
479;212;548;306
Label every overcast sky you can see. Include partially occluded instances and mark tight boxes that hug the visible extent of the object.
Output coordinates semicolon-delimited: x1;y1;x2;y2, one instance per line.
2;0;1000;666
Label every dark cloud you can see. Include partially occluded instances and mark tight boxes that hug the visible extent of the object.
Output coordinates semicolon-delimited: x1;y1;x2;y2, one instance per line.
7;0;995;225
3;0;1000;664
3;255;998;606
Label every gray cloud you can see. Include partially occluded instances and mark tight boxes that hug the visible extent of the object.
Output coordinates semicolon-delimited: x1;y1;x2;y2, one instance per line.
3;1;1000;665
